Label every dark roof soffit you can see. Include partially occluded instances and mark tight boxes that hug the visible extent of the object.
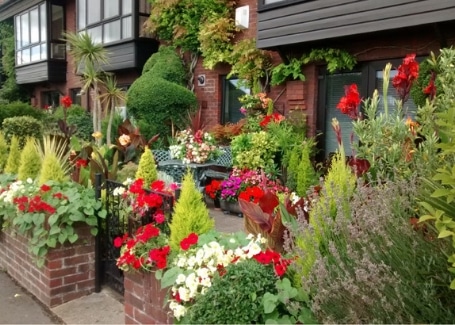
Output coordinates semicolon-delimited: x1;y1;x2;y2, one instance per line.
0;0;43;21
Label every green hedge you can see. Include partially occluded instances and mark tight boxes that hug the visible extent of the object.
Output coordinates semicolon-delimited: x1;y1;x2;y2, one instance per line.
2;115;43;148
0;101;45;126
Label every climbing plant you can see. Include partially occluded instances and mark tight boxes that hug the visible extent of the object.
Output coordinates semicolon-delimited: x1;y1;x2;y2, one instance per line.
270;48;357;86
0;22;30;103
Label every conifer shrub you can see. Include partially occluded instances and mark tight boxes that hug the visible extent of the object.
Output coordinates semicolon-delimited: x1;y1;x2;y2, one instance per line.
2;115;43;148
17;137;42;181
4;136;21;174
0;132;9;171
169;171;214;251
135;146;158;187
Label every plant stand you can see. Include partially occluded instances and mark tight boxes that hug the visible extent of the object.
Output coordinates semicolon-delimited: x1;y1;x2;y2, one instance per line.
220;200;243;217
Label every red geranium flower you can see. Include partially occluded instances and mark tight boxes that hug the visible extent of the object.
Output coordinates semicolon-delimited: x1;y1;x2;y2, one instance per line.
40;184;51;192
392;54;419;103
336;83;361;119
61;95;72;108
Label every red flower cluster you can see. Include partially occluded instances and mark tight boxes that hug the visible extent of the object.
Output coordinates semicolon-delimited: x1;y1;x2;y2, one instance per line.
205;179;222;199
253;249;292;277
259;113;285;128
423;71;437;101
392;53;419;103
127;179;164;215
336;83;361;119
115;224;170;271
180;233;198;250
13;195;56;214
75;159;88;168
149;246;170;269
61;95;72;109
238;186;264;203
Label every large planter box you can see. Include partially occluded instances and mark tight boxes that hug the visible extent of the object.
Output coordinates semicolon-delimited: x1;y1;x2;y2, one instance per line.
124;271;173;324
0;224;96;307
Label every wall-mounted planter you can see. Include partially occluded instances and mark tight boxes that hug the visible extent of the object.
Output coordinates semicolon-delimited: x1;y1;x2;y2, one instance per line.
124;271;172;324
0;224;96;307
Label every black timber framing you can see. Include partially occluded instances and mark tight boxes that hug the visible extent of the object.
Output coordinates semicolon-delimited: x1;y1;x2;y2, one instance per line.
257;0;455;49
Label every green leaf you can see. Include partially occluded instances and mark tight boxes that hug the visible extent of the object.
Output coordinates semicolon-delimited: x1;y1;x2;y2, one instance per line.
98;209;107;219
57;205;69;215
450;278;455;290
262;292;278;314
160;266;181;288
48;213;59;226
68;233;78;243
438;230;454;238
90;228;98;236
49;225;61;235
47;237;57;248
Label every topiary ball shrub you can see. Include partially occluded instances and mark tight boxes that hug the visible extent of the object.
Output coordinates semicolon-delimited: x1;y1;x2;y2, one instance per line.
185;259;277;324
127;73;197;140
142;46;186;85
2;115;43;148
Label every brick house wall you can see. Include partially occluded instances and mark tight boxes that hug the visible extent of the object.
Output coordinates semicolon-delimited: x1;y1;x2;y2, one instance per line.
0;224;96;307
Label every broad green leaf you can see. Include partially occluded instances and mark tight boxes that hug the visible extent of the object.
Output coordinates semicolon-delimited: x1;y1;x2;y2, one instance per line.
160;266;182;288
48;214;59;226
262;292;278;314
90;228;98;236
47;237;57;248
98;209;107;218
49;225;61;235
68;233;78;243
438;230;454;238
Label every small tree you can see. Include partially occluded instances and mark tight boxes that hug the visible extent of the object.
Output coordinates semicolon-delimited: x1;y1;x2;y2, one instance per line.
99;74;126;146
169;171;214;251
4;136;21;174
135;146;158;188
18;137;42;181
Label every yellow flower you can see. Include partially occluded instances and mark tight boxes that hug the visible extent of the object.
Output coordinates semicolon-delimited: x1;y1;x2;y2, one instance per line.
92;131;102;139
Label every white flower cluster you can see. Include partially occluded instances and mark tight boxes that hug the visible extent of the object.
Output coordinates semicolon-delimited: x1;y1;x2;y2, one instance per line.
0;178;36;204
169;129;217;164
168;234;266;320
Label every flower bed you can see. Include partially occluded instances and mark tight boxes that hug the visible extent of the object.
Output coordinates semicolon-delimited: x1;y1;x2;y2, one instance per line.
0;223;95;307
124;271;172;324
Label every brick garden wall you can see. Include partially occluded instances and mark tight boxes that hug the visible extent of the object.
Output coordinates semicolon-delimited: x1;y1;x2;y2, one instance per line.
124;271;172;324
0;224;96;307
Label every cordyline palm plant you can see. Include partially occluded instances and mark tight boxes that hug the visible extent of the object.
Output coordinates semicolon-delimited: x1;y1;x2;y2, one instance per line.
64;32;109;145
99;74;127;146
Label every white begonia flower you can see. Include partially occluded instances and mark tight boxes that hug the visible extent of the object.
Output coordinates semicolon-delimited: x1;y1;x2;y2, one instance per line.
113;187;126;196
186;256;197;269
196;267;210;279
169;302;187;320
176;256;187;268
26;178;33;184
178;287;191;302
175;273;186;285
246;242;262;258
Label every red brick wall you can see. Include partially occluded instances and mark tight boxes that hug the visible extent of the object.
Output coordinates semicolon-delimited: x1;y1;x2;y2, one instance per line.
124;271;172;324
0;224;96;307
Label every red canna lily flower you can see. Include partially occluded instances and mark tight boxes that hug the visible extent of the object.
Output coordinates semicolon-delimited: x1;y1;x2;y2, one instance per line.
337;84;361;119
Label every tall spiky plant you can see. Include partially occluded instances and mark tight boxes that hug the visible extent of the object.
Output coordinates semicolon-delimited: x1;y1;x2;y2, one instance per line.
64;32;109;144
36;135;71;184
98;74;126;146
169;171;215;251
135;146;158;188
4;136;21;174
17;137;42;181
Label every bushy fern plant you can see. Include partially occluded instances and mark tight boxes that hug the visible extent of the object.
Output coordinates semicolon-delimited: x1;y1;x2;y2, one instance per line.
17;137;41;181
169;171;214;251
4;135;21;174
